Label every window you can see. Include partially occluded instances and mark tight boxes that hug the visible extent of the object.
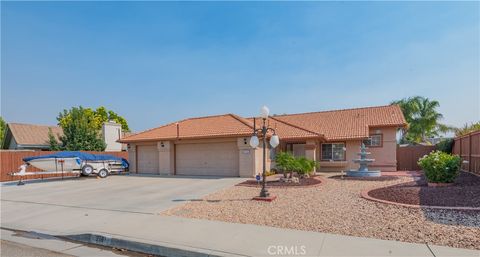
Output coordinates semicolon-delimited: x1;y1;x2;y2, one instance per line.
321;143;345;161
363;134;382;147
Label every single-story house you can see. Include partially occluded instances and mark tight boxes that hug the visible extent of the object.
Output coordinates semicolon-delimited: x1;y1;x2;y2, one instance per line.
119;105;407;177
2;123;63;150
2;122;131;151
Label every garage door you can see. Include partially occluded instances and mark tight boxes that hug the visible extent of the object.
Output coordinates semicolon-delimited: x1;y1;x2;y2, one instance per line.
176;142;239;176
137;145;159;174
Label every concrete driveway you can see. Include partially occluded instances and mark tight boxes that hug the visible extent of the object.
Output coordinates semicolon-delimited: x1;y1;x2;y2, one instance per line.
1;175;245;214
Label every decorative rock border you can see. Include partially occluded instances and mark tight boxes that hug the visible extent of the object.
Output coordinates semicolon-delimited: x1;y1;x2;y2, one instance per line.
237;175;326;188
361;187;480;211
427;182;454;187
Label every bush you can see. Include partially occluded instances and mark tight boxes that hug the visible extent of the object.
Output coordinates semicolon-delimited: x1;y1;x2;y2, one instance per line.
275;152;296;178
297;157;316;175
275;152;317;178
417;151;461;183
436;138;454;154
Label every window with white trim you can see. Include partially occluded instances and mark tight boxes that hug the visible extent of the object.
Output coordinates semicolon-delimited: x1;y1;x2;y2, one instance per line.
363;134;382;147
321;143;345;161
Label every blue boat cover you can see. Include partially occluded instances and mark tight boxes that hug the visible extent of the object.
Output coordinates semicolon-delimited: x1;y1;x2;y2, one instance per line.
23;151;129;168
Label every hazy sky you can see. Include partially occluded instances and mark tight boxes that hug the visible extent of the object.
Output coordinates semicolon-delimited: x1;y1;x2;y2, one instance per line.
2;1;479;132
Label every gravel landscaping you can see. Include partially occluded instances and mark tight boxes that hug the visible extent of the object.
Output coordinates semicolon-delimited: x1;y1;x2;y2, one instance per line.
368;172;480;207
163;173;480;250
237;175;323;187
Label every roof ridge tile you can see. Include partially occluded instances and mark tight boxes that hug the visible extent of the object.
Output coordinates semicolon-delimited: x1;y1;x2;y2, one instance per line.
273;104;397;118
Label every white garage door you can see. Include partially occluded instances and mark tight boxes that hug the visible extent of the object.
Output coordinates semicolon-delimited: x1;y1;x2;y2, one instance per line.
137;145;159;174
176;142;239;176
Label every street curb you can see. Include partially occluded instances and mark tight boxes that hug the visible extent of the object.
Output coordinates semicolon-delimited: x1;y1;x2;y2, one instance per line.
63;233;247;257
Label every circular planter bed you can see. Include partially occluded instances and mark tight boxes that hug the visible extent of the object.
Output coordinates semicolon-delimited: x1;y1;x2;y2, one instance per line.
329;175;399;182
364;172;480;210
237;175;323;188
427;182;454;187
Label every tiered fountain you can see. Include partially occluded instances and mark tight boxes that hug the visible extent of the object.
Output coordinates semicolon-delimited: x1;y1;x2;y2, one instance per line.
346;143;381;177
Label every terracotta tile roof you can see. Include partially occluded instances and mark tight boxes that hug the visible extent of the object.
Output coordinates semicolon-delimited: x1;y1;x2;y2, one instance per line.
120;105;406;143
7;123;63;146
246;117;322;140
120;114;254;143
273;105;406;140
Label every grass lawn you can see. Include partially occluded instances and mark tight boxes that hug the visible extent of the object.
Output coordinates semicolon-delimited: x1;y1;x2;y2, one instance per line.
163;173;480;250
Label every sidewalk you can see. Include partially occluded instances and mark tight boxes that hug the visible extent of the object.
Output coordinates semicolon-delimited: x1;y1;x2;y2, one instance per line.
1;200;478;257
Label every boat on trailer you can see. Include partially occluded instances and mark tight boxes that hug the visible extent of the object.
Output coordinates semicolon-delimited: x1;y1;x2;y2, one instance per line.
12;151;129;179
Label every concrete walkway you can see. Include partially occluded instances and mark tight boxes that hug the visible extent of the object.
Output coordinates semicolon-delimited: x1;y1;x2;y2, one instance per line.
1;199;478;257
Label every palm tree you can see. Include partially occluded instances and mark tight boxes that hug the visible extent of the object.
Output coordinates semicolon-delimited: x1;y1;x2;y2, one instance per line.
454;122;480;136
392;96;451;143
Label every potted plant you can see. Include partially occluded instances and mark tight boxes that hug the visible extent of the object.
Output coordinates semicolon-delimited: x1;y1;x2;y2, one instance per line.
417;151;461;187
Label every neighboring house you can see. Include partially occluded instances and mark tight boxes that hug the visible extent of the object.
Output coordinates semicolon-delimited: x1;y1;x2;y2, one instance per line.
119;105;407;177
2;123;63;150
2;122;129;151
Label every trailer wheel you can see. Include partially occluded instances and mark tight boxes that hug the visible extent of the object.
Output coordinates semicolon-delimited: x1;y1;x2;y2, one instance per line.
97;169;108;178
81;164;94;176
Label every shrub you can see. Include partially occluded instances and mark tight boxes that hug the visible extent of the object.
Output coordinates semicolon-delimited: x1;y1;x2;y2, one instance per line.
436;138;453;154
417;151;461;183
275;152;317;178
275;152;296;178
297;157;316;175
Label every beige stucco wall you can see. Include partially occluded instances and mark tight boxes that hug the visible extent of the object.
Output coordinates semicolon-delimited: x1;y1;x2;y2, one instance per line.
157;141;174;175
252;141;272;176
367;127;398;172
102;122;123;152
127;144;136;173
237;138;256;177
128;128;398;176
317;127;398;172
128;136;261;177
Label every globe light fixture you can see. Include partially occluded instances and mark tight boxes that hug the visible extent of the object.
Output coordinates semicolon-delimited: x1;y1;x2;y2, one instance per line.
249;135;259;148
260;106;270;119
270;134;279;148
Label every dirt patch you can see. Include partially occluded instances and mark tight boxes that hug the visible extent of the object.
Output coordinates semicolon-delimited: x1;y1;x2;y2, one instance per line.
368;172;480;207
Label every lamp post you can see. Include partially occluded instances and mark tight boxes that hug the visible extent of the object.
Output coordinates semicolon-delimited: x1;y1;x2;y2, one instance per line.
250;106;280;198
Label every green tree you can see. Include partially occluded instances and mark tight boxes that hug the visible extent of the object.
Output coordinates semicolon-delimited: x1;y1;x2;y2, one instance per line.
54;106;106;151
0;116;6;146
93;107;130;132
392;96;452;143
47;128;61;151
436;138;454;154
59;106;130;132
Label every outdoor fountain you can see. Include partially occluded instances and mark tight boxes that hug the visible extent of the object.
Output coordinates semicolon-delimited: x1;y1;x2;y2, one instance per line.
346;143;381;177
